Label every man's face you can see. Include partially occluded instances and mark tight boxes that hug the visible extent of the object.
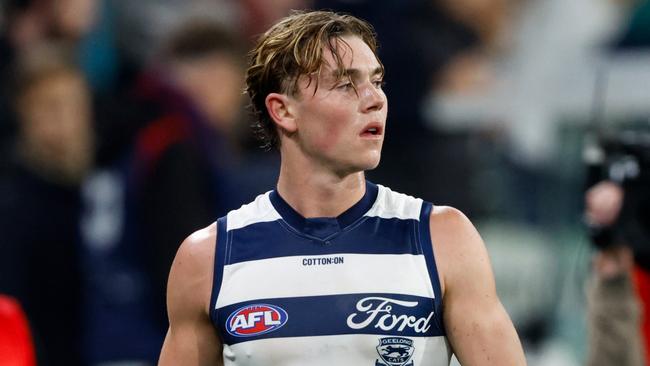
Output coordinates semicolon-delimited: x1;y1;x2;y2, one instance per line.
51;0;98;39
176;54;244;134
18;71;93;180
290;35;387;175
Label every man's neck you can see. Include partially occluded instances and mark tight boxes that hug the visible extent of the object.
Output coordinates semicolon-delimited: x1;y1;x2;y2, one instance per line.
276;163;366;219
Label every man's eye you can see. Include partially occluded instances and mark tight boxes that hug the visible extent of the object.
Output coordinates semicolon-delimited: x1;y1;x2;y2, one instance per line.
373;80;385;88
337;82;354;90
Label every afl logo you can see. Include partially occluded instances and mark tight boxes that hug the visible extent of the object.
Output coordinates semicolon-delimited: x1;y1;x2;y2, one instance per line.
226;304;288;337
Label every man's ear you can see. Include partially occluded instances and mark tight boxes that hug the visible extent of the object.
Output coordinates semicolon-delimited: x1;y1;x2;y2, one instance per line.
265;93;297;133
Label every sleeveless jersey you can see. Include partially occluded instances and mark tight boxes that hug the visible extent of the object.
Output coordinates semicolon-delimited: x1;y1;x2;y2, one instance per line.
209;181;451;366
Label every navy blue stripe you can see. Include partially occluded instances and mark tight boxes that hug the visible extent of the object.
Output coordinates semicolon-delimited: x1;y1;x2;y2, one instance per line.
209;216;229;326
418;202;445;334
227;216;420;265
215;293;444;345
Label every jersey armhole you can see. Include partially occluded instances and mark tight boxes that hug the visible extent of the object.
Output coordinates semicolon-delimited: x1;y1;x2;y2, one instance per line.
418;201;446;334
209;216;228;326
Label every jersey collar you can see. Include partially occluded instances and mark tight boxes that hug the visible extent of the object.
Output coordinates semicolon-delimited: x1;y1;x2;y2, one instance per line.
269;180;378;239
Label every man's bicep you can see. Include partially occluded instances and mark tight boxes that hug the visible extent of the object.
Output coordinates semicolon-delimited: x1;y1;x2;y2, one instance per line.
430;207;525;365
444;292;524;365
159;228;222;366
159;318;222;366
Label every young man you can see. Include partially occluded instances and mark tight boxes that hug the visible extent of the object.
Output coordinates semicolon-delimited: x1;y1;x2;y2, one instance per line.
1;43;90;366
159;10;526;365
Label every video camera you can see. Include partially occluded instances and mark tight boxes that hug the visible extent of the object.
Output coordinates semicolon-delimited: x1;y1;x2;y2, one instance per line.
585;126;650;269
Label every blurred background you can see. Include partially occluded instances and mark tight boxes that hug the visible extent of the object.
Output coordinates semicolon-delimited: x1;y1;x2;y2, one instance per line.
0;0;649;365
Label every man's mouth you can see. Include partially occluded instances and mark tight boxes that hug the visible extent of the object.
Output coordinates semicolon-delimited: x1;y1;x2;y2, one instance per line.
361;124;383;137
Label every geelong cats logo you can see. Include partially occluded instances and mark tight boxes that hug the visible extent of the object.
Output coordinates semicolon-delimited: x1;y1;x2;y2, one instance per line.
376;337;415;366
226;304;288;337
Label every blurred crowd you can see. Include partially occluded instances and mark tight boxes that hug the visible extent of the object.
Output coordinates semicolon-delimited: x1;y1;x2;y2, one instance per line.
0;0;649;365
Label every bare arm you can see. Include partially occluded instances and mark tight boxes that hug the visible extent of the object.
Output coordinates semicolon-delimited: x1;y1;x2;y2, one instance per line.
430;206;526;365
586;246;644;366
159;224;223;366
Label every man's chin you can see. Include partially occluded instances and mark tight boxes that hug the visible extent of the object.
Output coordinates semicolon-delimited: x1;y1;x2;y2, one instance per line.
357;154;382;172
365;158;381;171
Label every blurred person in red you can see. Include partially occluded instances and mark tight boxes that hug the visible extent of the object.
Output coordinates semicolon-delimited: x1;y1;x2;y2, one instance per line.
0;295;37;366
0;42;93;366
133;18;276;330
584;0;650;345
584;123;650;366
77;19;278;364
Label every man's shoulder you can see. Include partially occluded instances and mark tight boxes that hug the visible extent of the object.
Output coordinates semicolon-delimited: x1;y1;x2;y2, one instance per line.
186;222;217;246
167;223;218;323
429;205;471;228
428;206;489;293
428;205;481;249
173;223;218;277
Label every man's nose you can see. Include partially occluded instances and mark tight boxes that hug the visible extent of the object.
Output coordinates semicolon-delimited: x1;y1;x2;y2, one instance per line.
360;84;385;113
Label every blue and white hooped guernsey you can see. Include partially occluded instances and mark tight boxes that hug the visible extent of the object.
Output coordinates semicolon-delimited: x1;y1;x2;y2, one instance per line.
209;181;451;366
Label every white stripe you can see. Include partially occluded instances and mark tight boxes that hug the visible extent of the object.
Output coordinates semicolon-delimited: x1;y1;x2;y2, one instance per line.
226;192;281;232
223;334;451;366
215;253;435;308
365;185;423;221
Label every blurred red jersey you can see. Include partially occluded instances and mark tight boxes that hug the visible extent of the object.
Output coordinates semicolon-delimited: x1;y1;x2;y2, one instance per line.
0;295;36;366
